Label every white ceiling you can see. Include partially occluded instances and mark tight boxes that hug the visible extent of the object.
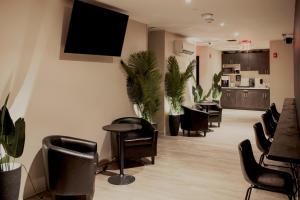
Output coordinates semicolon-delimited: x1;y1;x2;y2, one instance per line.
97;0;295;51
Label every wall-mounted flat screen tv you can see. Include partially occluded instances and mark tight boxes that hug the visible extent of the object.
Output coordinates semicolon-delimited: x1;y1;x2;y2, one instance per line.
64;0;129;56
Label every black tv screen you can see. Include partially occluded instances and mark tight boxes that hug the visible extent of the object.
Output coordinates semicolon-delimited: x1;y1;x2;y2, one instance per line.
64;0;129;56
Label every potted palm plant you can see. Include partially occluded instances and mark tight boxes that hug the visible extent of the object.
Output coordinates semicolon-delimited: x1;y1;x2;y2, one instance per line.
211;71;223;103
165;56;195;136
121;51;161;123
0;94;25;200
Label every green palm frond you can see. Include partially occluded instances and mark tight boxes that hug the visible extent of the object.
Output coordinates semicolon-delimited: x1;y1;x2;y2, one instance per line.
165;56;195;114
121;51;161;122
211;70;223;101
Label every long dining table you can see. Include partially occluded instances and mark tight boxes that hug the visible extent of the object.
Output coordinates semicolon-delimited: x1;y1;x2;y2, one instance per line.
267;98;300;164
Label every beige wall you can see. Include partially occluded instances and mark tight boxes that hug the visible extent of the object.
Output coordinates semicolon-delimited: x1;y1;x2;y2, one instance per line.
148;30;166;135
148;30;195;135
0;0;148;198
196;46;222;96
270;40;294;111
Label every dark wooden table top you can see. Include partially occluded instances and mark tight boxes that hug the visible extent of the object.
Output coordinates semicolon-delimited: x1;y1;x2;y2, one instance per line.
267;98;300;163
103;123;142;133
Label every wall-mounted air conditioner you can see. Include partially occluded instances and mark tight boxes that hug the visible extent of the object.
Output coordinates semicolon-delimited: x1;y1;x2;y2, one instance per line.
174;40;195;55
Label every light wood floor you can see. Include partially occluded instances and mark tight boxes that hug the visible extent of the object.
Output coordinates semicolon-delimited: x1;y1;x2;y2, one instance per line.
29;109;295;200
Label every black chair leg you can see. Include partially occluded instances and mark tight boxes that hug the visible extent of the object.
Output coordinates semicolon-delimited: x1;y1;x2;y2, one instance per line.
203;131;206;137
188;131;190;137
245;186;253;200
210;122;212;127
218;122;220;127
151;156;155;164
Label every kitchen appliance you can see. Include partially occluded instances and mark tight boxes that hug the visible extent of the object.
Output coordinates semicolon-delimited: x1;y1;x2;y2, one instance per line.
221;75;230;87
222;64;241;74
255;78;265;88
249;78;255;87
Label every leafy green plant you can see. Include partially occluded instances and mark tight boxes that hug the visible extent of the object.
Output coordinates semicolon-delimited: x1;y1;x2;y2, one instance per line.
0;94;25;171
165;56;195;115
191;75;211;103
121;51;161;122
192;84;211;103
211;71;223;102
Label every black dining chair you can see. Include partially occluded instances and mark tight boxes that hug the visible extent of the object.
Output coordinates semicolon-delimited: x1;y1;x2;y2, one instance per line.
270;103;281;122
238;139;295;200
261;110;277;139
253;122;271;166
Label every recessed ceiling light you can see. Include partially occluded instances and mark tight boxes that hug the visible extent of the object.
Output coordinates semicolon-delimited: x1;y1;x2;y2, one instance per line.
220;22;225;27
185;0;192;4
233;32;240;37
201;13;214;23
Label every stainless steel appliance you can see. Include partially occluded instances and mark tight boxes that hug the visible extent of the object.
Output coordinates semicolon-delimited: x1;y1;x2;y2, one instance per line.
221;76;230;87
222;64;241;74
249;78;255;87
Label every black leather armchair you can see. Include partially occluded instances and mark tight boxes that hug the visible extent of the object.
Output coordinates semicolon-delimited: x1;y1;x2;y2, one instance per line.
180;106;209;136
42;135;98;200
207;104;222;127
238;139;295;200
111;117;158;164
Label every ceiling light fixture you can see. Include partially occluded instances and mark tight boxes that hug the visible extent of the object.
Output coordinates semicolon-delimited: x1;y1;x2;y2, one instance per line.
220;22;225;27
185;0;192;4
233;32;240;37
201;13;214;23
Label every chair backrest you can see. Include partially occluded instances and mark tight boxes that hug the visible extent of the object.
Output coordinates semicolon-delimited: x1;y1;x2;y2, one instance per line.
270;103;280;121
253;122;271;153
181;106;209;131
238;139;260;185
266;109;277;127
112;117;155;137
261;112;276;138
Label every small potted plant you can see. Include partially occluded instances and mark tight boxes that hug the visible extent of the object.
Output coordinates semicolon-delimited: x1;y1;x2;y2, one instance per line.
0;95;25;200
165;56;195;136
211;71;223;103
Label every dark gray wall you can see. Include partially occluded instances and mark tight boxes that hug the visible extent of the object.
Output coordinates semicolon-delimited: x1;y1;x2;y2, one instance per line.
294;0;300;126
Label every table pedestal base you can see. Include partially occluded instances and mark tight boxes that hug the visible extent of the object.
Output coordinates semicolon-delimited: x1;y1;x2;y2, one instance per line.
108;174;135;185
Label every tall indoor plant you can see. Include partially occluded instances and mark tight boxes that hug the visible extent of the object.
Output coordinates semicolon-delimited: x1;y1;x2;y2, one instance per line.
121;51;161;122
0;94;25;200
165;56;195;136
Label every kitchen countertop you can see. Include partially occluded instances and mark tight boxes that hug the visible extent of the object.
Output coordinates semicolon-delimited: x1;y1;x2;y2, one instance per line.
222;87;270;90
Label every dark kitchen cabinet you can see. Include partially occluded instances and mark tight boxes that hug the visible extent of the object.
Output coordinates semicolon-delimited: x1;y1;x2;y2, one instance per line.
222;50;270;73
236;90;257;109
221;89;270;110
221;89;237;108
222;53;240;64
255;90;270;109
257;51;270;74
239;53;249;71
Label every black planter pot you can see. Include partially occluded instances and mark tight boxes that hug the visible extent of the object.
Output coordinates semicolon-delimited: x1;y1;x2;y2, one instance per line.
169;115;181;136
0;164;21;200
